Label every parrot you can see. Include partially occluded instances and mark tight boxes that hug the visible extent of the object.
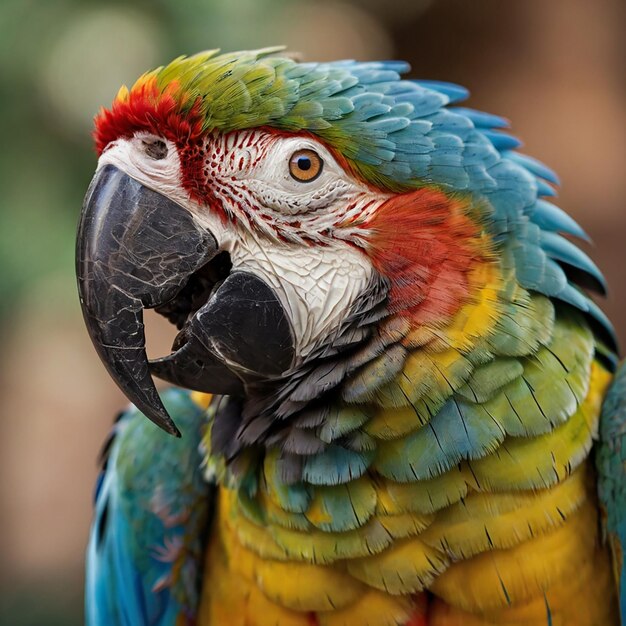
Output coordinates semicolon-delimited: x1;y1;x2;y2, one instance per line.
76;47;626;626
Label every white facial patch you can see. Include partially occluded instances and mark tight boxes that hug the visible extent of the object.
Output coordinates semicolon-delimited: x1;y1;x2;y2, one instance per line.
97;130;388;357
228;230;374;359
230;135;364;214
204;129;389;245
200;130;388;356
97;133;190;206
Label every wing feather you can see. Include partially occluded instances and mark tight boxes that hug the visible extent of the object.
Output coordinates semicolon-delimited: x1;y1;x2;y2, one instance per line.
86;388;214;626
597;361;626;624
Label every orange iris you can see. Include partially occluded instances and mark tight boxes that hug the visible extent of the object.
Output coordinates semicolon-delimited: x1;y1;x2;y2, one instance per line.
289;149;323;182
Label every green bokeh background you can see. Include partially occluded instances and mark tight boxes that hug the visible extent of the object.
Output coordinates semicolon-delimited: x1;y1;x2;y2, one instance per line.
0;1;623;624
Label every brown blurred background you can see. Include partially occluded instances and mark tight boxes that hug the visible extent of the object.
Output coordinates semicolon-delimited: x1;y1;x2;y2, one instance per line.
0;0;623;623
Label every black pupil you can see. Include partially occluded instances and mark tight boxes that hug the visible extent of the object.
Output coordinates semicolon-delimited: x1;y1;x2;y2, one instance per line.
297;156;312;171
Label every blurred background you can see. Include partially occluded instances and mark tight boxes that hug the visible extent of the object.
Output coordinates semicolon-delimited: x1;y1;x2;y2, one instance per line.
0;0;623;623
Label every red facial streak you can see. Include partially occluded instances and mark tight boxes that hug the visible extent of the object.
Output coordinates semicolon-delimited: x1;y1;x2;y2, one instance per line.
366;188;488;326
93;77;204;155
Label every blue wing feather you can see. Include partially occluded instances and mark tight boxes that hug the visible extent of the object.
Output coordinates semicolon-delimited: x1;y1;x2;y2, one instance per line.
597;361;626;624
86;388;214;626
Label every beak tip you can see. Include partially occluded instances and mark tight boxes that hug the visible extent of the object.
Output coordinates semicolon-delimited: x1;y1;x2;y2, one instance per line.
149;410;182;438
130;393;182;437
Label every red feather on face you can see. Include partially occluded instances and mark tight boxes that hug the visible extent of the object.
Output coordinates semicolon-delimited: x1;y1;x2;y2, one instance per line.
365;188;488;326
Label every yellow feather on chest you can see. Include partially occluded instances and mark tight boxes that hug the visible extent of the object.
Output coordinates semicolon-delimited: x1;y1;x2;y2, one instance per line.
197;363;617;626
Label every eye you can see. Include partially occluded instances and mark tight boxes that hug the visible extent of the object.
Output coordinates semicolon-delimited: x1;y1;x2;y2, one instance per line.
289;149;323;182
141;137;168;160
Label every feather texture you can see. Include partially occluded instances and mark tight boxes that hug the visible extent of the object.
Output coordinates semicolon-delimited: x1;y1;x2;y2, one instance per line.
597;361;626;623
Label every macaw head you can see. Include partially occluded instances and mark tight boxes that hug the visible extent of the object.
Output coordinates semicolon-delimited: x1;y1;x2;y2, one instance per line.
77;48;616;465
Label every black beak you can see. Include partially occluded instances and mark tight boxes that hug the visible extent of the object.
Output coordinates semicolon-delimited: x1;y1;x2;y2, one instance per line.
77;165;220;435
77;165;295;436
